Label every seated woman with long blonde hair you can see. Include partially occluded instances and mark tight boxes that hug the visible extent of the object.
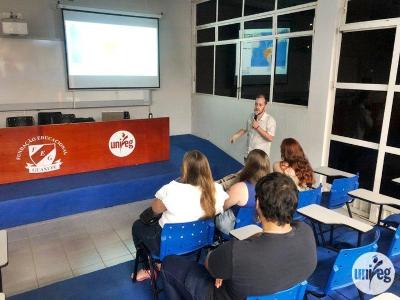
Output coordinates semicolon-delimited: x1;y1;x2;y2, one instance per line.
216;149;270;234
273;138;315;190
131;150;228;281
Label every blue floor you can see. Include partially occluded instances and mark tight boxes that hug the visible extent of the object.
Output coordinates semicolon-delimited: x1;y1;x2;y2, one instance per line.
8;259;399;300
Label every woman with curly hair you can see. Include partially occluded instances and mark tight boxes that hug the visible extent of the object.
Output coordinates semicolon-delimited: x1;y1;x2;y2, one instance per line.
273;138;315;190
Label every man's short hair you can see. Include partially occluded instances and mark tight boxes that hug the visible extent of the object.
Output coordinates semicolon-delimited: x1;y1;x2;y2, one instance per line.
255;94;268;103
255;172;298;225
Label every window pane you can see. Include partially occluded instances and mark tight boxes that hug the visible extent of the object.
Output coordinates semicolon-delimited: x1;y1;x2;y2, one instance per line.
244;18;273;37
380;153;400;198
196;46;214;94
278;0;315;9
215;44;237;97
196;0;216;26
197;28;215;43
346;0;400;24
240;40;271;100
273;36;312;106
388;93;400;147
277;10;315;33
218;23;240;41
218;0;243;21
328;140;377;190
332;89;386;143
244;0;274;16
337;29;395;84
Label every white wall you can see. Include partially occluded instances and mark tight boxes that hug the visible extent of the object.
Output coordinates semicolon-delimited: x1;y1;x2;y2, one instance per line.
0;0;192;135
192;0;343;167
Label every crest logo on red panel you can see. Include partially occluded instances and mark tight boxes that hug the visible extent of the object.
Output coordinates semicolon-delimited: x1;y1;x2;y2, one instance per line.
16;136;68;173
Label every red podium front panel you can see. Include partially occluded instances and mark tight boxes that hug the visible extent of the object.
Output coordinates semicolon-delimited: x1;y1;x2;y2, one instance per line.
0;117;169;184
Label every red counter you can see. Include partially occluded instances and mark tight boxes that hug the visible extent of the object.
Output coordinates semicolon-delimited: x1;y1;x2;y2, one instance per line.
0;117;169;184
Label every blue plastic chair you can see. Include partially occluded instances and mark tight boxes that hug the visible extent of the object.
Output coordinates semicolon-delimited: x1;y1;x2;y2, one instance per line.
377;225;400;273
382;213;400;227
235;206;257;229
247;281;307;300
320;175;359;217
133;219;215;299
294;185;322;221
306;229;380;298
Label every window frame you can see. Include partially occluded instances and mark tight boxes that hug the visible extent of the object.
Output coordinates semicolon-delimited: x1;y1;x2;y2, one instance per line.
193;0;317;106
325;0;400;221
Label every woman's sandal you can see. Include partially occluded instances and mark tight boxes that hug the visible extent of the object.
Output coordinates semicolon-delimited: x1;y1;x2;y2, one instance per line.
131;268;158;282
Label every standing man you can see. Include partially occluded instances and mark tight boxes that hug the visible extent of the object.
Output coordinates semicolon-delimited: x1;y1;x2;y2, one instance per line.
230;94;276;158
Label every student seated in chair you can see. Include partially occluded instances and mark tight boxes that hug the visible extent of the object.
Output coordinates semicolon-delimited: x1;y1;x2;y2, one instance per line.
131;150;228;281
162;172;317;299
216;149;270;234
273;138;315;191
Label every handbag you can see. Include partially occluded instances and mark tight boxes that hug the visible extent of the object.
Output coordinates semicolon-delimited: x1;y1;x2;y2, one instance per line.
139;207;162;225
215;209;236;235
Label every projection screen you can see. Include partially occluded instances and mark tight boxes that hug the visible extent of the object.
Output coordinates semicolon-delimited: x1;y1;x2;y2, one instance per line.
62;9;160;89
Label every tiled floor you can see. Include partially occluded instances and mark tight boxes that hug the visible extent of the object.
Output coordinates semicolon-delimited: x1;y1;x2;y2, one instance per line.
2;199;151;296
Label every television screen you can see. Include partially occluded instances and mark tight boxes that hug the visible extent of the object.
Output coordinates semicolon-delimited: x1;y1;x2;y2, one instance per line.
62;9;160;89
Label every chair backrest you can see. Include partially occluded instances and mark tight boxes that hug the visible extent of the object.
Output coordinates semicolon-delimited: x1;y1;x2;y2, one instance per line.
327;175;359;209
388;225;400;258
6;116;34;127
247;281;307;300
325;229;380;293
159;219;215;260
235;206;257;229
293;185;322;221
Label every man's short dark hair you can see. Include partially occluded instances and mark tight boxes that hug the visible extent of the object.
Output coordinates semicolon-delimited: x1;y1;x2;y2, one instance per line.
255;94;268;103
255;172;298;225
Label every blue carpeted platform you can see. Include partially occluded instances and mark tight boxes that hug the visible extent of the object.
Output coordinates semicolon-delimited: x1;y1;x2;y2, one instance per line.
0;134;242;229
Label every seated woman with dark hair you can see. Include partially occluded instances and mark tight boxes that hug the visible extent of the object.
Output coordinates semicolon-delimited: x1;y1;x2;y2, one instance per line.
273;138;315;190
216;149;270;234
131;150;228;281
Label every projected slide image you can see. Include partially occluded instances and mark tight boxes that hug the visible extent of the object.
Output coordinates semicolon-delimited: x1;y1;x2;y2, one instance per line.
241;28;289;76
65;21;158;77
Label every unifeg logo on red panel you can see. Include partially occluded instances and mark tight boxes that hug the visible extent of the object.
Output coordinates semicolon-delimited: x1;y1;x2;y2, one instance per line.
108;130;136;157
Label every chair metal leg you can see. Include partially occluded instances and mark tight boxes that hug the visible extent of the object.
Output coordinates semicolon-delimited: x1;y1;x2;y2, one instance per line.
329;225;334;245
317;223;326;247
346;202;353;218
132;248;142;282
310;222;320;246
146;254;159;300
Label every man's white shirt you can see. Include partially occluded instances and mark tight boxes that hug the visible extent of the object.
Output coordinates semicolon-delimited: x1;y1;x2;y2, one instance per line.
246;112;276;157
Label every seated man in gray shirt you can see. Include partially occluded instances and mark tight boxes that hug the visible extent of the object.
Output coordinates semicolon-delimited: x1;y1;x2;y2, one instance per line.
161;172;317;300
